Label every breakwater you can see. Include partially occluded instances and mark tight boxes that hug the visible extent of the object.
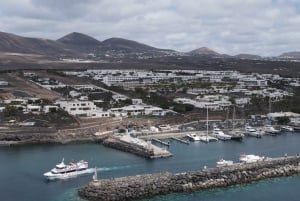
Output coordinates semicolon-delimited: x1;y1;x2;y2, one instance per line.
103;136;172;158
79;156;300;201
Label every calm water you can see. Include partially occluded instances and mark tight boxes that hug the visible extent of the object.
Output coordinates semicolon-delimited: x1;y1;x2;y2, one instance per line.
0;133;300;201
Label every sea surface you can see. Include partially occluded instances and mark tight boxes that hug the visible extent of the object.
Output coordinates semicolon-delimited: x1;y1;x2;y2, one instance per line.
0;132;300;201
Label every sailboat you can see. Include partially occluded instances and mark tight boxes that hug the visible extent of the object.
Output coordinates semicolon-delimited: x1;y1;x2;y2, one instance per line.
227;106;244;141
200;106;218;142
263;97;280;136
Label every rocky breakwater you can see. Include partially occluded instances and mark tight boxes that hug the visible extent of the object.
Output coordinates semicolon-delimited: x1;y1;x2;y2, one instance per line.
79;156;300;201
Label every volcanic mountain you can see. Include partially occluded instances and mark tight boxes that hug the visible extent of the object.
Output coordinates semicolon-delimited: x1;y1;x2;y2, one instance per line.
279;51;300;59
188;47;219;56
0;31;75;56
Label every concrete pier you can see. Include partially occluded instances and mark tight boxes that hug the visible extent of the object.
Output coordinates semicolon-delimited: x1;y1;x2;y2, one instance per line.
151;138;170;146
79;156;300;201
102;135;172;159
171;137;190;144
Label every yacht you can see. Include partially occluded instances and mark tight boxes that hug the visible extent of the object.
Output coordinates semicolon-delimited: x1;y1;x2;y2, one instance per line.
239;154;264;163
281;125;294;132
186;133;200;141
216;159;234;167
43;158;91;180
263;125;280;135
244;126;262;138
212;127;232;140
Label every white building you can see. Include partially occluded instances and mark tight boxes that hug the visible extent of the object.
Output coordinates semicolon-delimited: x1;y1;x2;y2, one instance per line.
112;94;128;101
0;81;8;86
174;97;231;111
26;105;42;113
55;100;109;118
43;105;59;113
267;112;300;121
132;99;143;105
109;104;164;117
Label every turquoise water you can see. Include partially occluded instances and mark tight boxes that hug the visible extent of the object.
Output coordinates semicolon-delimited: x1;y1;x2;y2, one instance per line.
0;133;300;201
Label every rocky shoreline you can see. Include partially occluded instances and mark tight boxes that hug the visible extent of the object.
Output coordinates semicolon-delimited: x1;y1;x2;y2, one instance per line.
0;126;110;146
79;156;300;201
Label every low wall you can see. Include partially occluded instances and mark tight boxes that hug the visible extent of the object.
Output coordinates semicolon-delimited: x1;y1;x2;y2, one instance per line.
79;156;300;201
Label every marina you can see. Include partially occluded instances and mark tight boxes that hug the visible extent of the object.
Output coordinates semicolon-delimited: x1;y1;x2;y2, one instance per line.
0;132;300;201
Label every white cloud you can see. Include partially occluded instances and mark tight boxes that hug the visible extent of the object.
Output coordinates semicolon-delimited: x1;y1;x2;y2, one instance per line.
0;0;300;56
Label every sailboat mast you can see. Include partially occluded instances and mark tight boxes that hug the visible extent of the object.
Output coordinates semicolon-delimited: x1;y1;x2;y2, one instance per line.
269;97;271;114
232;105;235;129
206;106;208;140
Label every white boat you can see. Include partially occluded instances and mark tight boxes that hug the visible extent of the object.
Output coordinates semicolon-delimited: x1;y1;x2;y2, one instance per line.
244;126;262;138
212;127;232;140
43;158;90;180
263;125;280;135
186;133;200;141
281;125;294;132
239;154;264;163
216;158;234;167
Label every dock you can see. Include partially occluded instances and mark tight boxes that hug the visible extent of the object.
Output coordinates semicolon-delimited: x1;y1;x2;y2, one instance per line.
102;135;172;159
151;138;170;146
171;137;189;144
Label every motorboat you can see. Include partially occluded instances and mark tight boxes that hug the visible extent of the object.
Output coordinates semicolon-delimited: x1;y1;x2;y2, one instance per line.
263;125;280;135
281;125;294;132
43;158;91;180
244;126;262;138
186;133;200;141
216;158;234;167
239;154;264;163
212;127;232;140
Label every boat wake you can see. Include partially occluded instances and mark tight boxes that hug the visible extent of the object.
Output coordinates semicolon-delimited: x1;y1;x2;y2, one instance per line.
97;164;133;172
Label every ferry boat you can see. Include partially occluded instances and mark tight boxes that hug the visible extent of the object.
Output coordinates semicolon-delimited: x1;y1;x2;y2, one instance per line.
244;126;262;138
212;127;232;140
239;154;264;163
186;133;200;141
281;125;294;132
43;158;90;180
216;158;234;167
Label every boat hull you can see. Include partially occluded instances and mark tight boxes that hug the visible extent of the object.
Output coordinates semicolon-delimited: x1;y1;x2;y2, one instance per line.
44;168;93;180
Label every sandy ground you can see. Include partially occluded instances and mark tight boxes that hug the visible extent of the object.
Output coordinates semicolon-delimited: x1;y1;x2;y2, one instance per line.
35;70;89;85
0;72;61;100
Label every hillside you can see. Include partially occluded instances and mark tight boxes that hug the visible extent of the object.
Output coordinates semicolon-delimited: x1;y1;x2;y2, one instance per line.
279;51;300;58
188;47;219;56
57;32;102;47
0;31;75;56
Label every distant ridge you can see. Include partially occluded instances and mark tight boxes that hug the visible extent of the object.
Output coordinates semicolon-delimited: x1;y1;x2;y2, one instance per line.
0;31;75;56
188;47;219;56
0;31;299;59
279;51;300;58
101;37;159;52
235;54;261;60
57;32;102;47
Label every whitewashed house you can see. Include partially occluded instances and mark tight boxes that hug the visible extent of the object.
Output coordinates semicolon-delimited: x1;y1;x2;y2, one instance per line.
43;105;59;113
26;105;42;113
55;100;109;118
0;81;8;86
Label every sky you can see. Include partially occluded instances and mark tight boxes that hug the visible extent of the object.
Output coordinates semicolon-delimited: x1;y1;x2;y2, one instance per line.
0;0;300;56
